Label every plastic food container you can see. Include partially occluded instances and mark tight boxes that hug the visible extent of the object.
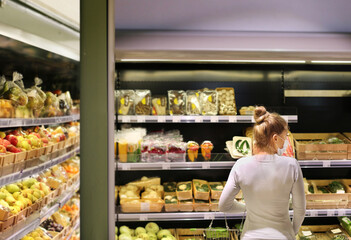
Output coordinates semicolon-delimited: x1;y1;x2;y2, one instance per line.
168;90;186;115
186;90;201;115
148;141;167;162
116;90;135;115
187;141;199;162
200;90;218;115
152;96;167;115
135;90;151;115
216;87;237;115
201;141;214;161
167;142;186;162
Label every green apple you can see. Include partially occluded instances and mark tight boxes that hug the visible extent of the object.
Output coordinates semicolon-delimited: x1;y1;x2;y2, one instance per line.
6;184;20;194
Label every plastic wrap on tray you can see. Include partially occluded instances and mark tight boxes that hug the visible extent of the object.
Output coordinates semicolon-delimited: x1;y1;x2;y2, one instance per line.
193;179;210;200
135;90;151;115
141;140;150;162
152;96;167;115
209;182;224;199
164;194;179;212
26;77;47;117
0;73;28;107
41;92;60;117
200;90;218;115
164;182;177;193
148;141;167;162
216;87;237;115
186;90;201;115
167;142;186;162
168;90;186;115
176;181;193;200
117;90;135;115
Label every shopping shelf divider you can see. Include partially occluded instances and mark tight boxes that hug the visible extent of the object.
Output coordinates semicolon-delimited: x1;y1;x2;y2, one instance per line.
117;159;351;171
0;114;80;128
117;115;298;124
0;180;80;240
116;209;351;222
0;146;80;187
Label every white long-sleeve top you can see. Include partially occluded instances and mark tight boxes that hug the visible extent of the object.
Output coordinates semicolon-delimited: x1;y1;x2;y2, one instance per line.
219;154;306;240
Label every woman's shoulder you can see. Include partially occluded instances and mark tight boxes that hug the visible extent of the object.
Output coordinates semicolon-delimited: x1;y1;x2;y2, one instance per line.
276;155;299;166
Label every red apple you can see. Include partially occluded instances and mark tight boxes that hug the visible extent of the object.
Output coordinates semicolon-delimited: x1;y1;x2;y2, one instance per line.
7;145;22;153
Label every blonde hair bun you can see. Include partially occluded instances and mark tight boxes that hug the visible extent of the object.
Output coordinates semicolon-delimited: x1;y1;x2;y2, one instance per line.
254;106;270;124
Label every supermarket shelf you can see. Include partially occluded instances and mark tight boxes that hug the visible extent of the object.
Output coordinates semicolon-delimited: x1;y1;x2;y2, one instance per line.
117;115;298;123
0;180;80;240
0;146;80;187
299;160;351;168
117;159;351;171
67;219;80;240
0;114;80;128
117;161;235;171
116;209;351;222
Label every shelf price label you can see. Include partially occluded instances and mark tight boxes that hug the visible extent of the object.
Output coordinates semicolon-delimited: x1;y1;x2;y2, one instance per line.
327;210;335;216
228;116;237;123
158;116;166;122
202;162;210;169
173;116;181;123
137;116;146;123
338;209;346;216
121;164;131;171
322;161;331;168
308;211;318;217
210;116;219;123
121;116;130;122
162;163;171;170
195;116;203;123
139;215;148;221
204;213;215;220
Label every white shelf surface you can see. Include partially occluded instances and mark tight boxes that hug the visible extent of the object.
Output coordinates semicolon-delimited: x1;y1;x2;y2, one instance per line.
0;180;80;240
117;115;298;123
117;209;351;222
0;114;80;128
0;146;80;187
117;159;351;171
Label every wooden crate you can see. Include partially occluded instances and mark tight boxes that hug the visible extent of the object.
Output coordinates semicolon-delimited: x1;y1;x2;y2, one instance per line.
209;182;223;200
37;147;45;157
0;208;10;221
15;208;28;223
210;199;219;212
2;153;15;166
342;179;351;208
120;199;164;213
177;228;237;240
179;200;194;212
298;225;351;240
26;205;34;217
194;200;210;212
193;179;210;201
26;149;38;160
52;142;59;153
176;182;193;200
0;215;16;232
44;144;54;155
164;193;179;212
14;151;27;163
294;133;351;160
306;179;351;209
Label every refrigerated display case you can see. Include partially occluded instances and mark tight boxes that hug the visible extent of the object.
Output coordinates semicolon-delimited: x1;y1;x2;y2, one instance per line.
0;1;81;239
114;62;351;237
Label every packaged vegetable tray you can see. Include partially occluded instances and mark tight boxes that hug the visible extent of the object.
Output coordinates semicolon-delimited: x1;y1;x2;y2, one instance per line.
116;90;135;115
209;182;224;199
186;90;201;115
177;181;193;200
134;90;151;115
216;87;237;115
193;179;210;200
152;96;167;115
168;90;186;115
164;193;179;212
200;89;218;116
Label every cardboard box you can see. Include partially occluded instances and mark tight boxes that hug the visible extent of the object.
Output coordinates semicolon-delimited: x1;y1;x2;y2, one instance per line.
294;133;351;160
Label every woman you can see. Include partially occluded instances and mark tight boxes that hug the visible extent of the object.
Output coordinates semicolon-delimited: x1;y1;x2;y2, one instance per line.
219;106;306;240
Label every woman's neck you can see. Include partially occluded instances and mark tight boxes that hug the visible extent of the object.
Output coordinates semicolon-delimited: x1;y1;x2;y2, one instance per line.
253;145;276;155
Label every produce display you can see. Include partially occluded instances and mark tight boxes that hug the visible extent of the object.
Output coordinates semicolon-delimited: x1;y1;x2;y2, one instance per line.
116;128;215;163
116;222;177;240
239;106;255;115
0;123;79;167
21;194;80;240
186;90;201;115
135;90;152;115
0;72;77;118
0;156;79;232
298;223;351;240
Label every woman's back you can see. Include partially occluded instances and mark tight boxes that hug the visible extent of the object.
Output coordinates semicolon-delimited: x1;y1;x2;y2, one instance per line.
219;154;305;240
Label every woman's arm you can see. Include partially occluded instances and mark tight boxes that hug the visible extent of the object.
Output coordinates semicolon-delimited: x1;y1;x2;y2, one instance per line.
219;165;246;213
292;161;306;235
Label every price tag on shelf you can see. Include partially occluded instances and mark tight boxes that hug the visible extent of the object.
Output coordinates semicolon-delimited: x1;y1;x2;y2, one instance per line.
202;162;210;169
195;116;203;123
204;213;215;220
323;161;331;167
11;119;22;126
158;116;166;122
137;116;146;123
338;209;346;216
228;116;237;123
327;210;335;216
309;211;318;217
162;163;171;170
121;116;130;122
140;203;150;212
210;116;219;123
139;215;149;221
121;164;131;170
282;116;289;122
173;116;181;123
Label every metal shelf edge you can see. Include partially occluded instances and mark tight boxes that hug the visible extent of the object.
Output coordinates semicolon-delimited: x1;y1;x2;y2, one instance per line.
0;114;80;128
